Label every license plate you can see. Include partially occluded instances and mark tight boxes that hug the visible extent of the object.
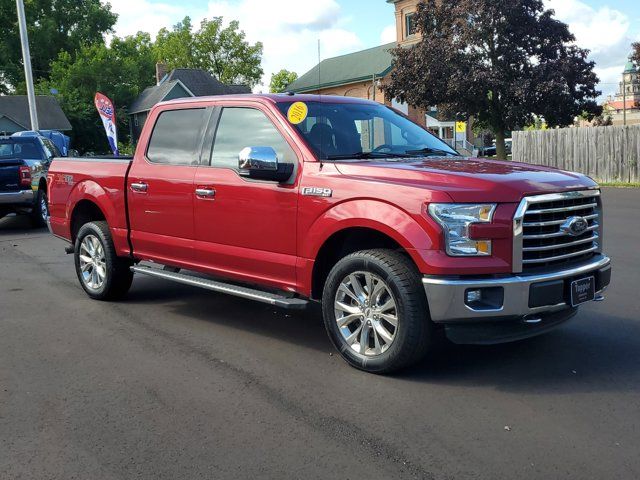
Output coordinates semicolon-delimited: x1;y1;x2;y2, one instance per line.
571;276;595;307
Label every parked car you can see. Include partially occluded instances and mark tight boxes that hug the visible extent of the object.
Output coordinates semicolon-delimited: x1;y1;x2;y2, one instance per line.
12;130;71;156
0;134;60;226
47;94;611;373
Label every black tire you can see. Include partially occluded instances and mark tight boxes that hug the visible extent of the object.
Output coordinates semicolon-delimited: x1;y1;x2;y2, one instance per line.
321;249;433;373
30;186;48;227
74;221;133;300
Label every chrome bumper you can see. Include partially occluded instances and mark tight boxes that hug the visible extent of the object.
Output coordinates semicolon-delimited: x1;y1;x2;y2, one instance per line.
0;189;34;205
423;255;611;323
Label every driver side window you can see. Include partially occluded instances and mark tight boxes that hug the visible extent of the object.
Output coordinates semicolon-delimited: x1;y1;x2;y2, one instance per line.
211;107;296;169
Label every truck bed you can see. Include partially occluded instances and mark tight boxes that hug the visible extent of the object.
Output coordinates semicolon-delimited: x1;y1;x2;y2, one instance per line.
47;156;134;255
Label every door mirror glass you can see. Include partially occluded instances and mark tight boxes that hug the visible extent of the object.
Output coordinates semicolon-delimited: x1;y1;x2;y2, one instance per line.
238;146;293;182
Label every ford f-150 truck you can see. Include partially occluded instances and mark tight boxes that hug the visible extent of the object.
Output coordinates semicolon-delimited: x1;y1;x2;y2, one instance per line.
47;94;612;373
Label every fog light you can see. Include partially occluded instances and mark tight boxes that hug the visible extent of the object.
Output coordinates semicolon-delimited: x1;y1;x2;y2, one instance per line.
466;289;482;303
464;287;505;311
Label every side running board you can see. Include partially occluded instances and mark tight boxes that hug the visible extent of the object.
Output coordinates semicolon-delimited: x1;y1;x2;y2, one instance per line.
131;265;309;310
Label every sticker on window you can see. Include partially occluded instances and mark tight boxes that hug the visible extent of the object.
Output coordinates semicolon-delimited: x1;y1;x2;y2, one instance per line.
287;102;308;125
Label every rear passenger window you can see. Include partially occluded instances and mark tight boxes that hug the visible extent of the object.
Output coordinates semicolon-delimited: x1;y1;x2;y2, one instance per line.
211;108;296;169
147;108;208;165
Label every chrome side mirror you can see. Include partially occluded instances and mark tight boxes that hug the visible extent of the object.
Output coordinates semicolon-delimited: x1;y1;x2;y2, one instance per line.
238;146;293;182
239;146;279;171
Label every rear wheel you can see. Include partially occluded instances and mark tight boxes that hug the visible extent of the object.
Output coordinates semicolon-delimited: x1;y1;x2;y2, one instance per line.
30;187;48;227
74;221;133;300
322;249;433;373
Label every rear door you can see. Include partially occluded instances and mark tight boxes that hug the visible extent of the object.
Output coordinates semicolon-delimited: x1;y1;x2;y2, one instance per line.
192;104;301;290
127;106;211;267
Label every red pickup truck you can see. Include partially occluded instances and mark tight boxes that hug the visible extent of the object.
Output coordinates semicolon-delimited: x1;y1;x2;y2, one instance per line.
47;94;611;373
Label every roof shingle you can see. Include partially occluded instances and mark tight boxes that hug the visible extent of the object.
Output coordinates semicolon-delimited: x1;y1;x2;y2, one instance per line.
129;69;252;114
286;43;395;93
0;96;72;131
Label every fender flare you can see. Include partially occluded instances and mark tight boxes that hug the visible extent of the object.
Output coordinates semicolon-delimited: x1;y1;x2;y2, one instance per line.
302;199;436;261
65;180;117;229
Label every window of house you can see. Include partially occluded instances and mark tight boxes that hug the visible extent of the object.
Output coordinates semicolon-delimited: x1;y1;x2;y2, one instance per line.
405;13;417;37
146;108;208;165
211;107;296;170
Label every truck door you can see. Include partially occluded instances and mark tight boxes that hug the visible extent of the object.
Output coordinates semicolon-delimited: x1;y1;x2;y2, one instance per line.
127;107;210;267
193;105;300;291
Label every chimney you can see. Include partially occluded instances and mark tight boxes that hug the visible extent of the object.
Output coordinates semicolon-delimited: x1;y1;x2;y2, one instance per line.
156;63;167;85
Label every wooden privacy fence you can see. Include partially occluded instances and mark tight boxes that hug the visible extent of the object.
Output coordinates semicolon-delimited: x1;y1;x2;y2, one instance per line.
512;125;640;183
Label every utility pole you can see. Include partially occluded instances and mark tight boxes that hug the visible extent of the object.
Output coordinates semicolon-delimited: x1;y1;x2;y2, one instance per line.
16;0;39;131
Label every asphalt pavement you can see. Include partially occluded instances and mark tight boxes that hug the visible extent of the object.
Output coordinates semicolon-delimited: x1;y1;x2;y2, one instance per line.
1;187;639;480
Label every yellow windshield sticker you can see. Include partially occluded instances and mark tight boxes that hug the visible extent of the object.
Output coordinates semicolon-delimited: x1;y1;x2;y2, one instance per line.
287;102;308;124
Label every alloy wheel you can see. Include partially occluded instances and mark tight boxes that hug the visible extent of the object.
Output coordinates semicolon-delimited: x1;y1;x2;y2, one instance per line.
334;271;398;356
78;234;107;290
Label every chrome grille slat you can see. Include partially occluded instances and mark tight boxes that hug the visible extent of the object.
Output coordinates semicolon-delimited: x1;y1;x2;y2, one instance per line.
523;223;598;240
523;234;598;252
513;190;601;272
525;202;598;215
522;246;599;264
523;213;598;227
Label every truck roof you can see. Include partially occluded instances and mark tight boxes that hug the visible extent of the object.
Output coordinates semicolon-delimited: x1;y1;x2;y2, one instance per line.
157;93;377;109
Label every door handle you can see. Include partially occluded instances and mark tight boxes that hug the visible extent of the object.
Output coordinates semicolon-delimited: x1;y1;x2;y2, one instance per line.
131;182;148;193
195;188;216;198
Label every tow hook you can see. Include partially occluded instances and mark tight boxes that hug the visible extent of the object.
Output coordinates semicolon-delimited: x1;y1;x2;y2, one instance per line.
523;315;542;324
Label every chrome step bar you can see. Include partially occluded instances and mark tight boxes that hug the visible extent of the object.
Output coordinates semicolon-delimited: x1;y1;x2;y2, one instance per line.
131;265;309;310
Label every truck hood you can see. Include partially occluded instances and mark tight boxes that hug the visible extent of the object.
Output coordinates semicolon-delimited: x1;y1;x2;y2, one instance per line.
333;157;597;203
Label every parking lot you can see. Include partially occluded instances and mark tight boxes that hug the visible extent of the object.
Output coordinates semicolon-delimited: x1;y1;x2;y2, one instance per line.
1;187;639;479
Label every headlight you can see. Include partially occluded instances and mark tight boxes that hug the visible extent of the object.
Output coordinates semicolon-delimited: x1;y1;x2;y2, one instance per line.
428;203;497;256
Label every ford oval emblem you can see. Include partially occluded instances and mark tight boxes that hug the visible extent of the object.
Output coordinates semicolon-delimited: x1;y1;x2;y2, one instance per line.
561;216;589;237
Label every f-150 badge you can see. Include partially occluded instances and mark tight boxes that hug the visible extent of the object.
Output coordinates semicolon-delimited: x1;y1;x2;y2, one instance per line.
302;187;332;197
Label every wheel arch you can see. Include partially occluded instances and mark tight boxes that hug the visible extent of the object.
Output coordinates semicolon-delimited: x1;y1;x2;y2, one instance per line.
70;199;107;243
303;200;437;299
311;226;410;299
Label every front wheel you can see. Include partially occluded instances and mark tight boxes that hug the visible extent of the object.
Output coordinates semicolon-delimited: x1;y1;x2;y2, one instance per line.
322;249;433;373
74;221;133;300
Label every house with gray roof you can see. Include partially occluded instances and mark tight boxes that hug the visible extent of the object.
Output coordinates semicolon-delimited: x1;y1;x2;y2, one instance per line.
0;96;71;135
129;66;251;142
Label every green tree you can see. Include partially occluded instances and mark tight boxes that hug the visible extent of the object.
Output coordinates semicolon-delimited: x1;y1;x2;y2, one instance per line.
382;0;601;160
0;0;117;93
269;69;298;93
633;42;640;64
155;16;263;87
38;33;155;153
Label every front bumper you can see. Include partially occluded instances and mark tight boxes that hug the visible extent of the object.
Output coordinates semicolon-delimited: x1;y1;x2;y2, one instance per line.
0;189;34;206
422;255;611;324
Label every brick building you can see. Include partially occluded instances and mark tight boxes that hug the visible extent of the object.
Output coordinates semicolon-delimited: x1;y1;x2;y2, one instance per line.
286;0;474;150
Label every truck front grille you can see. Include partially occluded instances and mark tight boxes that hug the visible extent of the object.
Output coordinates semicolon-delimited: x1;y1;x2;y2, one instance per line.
514;190;602;273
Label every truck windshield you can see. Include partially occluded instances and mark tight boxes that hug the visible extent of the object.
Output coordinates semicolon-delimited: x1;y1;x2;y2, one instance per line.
276;101;460;161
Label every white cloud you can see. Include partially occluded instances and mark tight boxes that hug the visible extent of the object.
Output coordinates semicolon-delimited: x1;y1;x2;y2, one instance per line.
544;0;636;98
106;0;186;39
205;0;363;91
380;24;396;44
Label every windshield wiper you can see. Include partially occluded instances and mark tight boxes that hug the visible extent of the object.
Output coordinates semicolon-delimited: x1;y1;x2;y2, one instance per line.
325;152;410;161
403;147;460;157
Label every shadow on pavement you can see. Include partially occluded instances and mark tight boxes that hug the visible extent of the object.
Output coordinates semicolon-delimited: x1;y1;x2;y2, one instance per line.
124;276;640;394
0;214;44;233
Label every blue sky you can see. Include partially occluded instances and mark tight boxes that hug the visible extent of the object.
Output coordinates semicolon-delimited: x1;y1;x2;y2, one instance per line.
106;0;640;99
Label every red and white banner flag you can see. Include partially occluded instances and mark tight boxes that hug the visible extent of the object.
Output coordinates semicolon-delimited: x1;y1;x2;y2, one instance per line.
94;92;119;156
